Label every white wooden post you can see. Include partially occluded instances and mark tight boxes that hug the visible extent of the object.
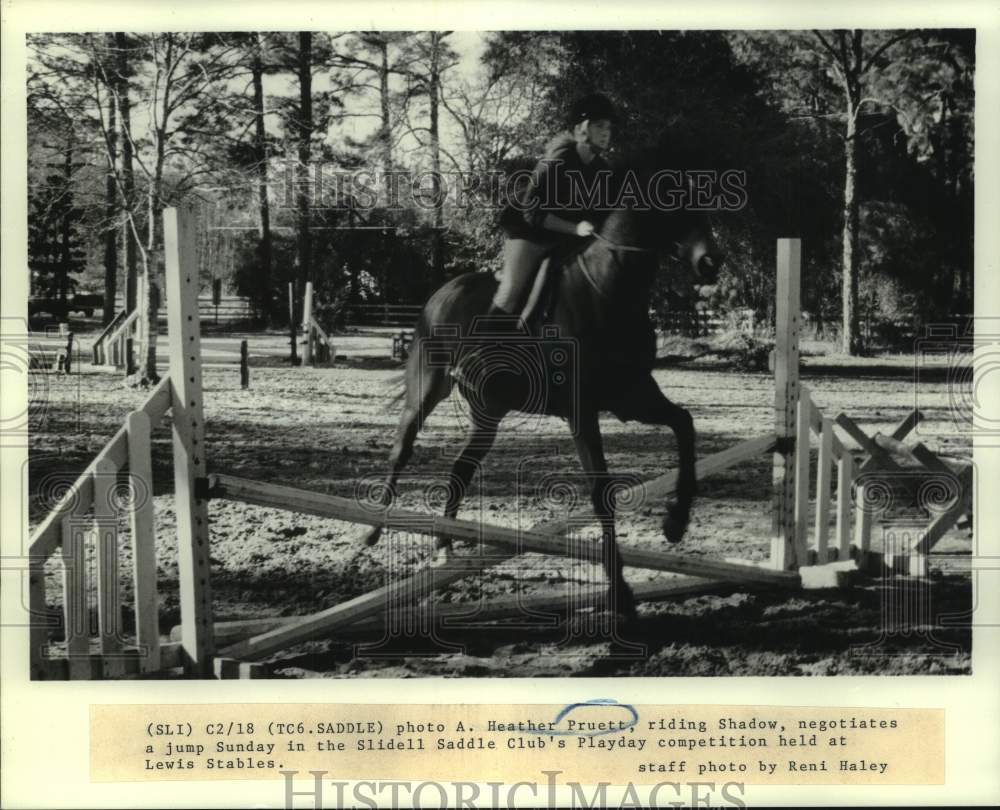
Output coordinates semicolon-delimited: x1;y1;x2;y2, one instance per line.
854;482;874;569
836;452;854;560
28;559;48;679
814;413;834;562
303;281;314;365
127;410;160;673
60;498;90;679
771;238;801;570
794;386;812;566
94;456;123;678
164;206;215;675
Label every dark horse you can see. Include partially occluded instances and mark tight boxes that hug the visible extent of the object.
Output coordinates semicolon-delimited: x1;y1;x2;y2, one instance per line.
362;170;721;621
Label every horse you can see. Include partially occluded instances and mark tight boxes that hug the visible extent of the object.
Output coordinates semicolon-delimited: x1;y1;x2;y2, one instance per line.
361;179;722;621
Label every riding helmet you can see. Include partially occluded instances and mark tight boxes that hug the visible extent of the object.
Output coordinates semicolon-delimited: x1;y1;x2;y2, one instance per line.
567;92;619;128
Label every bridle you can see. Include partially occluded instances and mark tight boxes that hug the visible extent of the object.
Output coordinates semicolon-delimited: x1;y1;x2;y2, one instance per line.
577;230;689;298
576;230;650;298
594;231;688;264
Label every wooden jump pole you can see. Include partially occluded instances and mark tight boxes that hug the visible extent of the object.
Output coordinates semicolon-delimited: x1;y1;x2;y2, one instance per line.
208;472;800;660
163;206;215;675
211;474;802;589
210;470;801;662
185;577;737;649
187;433;783;657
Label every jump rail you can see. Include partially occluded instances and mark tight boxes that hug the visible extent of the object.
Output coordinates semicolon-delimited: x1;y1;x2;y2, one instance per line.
91;309;128;365
93;275;148;370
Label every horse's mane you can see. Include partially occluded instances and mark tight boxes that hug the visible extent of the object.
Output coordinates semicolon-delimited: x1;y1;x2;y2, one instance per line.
603;145;715;251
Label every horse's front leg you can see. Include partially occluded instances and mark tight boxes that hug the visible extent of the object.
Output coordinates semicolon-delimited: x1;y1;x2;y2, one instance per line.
613;374;696;544
570;408;637;622
434;412;502;565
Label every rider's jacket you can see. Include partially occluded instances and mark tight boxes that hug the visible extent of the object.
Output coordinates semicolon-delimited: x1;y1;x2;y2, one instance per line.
500;133;612;240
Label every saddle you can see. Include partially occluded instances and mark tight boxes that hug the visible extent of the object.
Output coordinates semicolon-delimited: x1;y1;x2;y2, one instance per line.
519;238;657;373
518;257;557;332
518;238;590;333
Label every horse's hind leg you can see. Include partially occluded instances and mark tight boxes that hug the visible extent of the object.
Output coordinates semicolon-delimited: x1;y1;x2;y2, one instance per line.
361;360;451;547
571;408;637;622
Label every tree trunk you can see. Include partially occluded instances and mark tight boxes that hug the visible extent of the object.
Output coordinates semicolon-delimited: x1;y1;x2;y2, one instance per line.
251;33;273;323
290;31;313;363
841;99;861;355
102;70;118;327
378;38;393;192
116;32;138;320
136;186;161;384
58;140;74;309
137;129;166;384
429;35;445;288
835;31;865;357
296;31;312;286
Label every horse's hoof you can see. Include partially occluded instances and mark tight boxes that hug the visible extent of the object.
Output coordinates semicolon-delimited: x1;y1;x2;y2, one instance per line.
607;586;638;626
362;526;383;547
622;598;638;626
661;507;689;544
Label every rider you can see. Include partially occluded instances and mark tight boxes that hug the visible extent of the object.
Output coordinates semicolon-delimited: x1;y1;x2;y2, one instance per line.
487;92;619;330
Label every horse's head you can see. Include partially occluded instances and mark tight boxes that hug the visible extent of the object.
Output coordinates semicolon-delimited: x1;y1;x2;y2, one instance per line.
598;152;725;295
645;206;721;290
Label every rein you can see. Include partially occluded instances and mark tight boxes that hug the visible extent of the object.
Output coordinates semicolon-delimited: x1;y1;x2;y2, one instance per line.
595;231;685;265
592;231;652;253
575;228;686;298
576;231;653;299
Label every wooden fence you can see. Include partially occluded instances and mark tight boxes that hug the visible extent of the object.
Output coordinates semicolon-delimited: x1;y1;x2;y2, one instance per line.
659;308;756;337
340;303;423;328
110;296;254;324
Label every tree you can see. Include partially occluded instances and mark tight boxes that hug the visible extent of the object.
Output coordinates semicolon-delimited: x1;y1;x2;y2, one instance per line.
812;30;912;354
114;33;140;324
249;32;274;320
29;32;243;380
28;134;88;307
399;32;460;287
268;32;331;360
99;33;119;327
194;32;283;323
27;34;122;324
102;32;241;382
336;32;414;181
731;29;974;353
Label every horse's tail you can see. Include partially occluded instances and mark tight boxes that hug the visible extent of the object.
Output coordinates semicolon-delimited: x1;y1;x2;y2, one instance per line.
382;304;431;413
382;372;407;411
380;274;494;415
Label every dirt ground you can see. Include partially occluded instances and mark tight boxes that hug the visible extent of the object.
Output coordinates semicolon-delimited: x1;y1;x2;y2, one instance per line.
27;329;974;677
